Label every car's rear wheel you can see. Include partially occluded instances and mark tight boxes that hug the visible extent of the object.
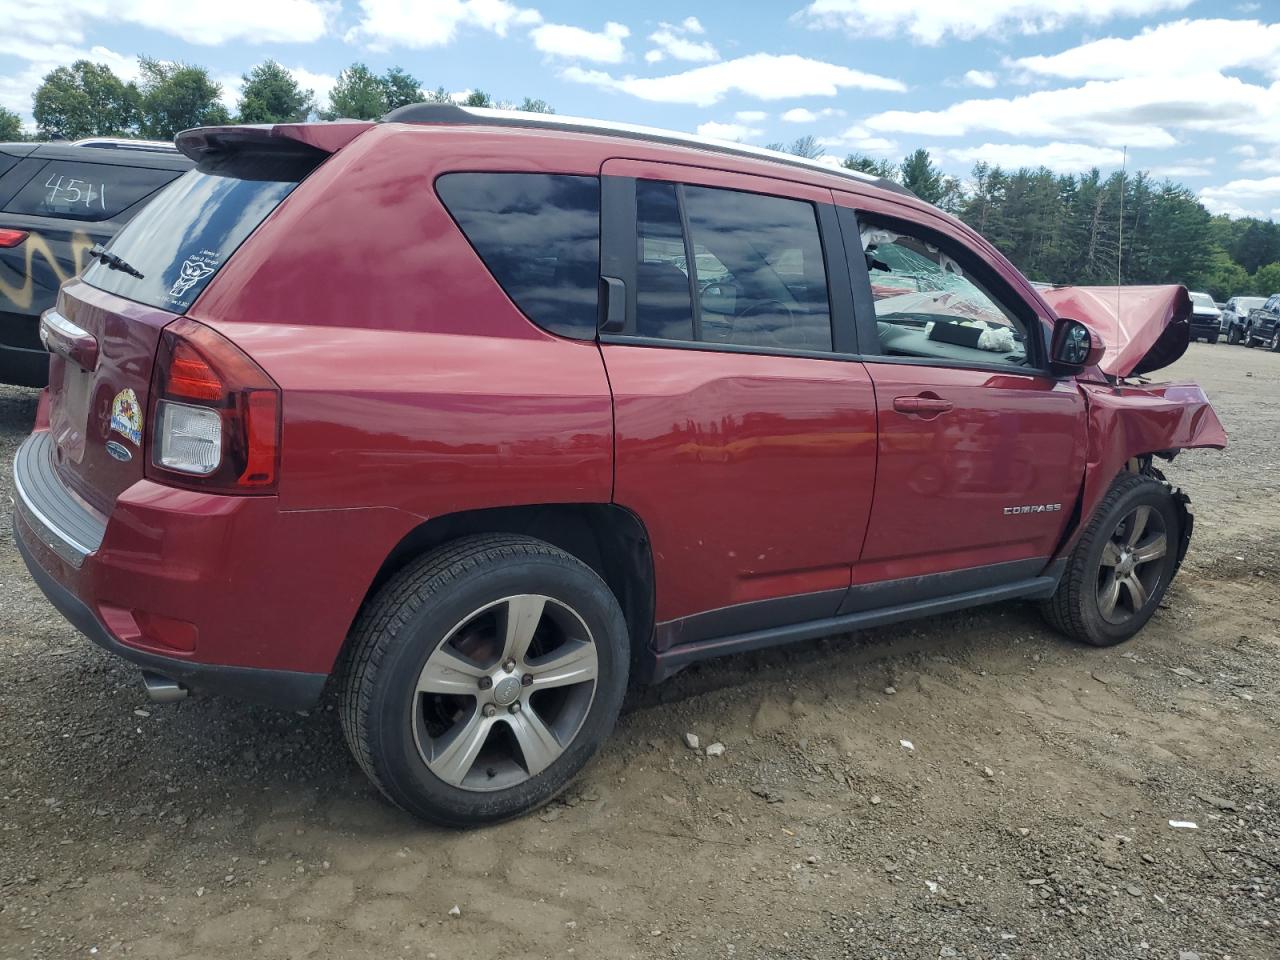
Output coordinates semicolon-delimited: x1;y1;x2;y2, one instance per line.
1041;474;1182;647
340;534;629;827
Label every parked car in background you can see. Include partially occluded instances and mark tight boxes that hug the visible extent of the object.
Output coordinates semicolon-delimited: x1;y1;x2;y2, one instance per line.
0;139;191;386
14;108;1226;825
1187;291;1221;343
1222;296;1267;343
1242;293;1280;350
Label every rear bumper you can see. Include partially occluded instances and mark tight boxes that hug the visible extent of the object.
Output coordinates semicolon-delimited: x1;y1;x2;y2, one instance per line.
12;431;411;709
15;519;326;709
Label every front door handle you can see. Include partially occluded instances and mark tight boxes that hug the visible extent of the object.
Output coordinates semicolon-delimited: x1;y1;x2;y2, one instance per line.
893;395;954;417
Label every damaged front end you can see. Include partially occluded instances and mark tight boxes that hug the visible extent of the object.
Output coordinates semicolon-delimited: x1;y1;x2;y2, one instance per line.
1038;284;1227;559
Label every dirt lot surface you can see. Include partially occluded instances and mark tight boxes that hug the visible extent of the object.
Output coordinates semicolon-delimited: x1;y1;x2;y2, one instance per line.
1;342;1278;960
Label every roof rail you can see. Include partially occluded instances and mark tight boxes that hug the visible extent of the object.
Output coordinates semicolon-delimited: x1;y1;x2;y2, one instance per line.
381;103;913;198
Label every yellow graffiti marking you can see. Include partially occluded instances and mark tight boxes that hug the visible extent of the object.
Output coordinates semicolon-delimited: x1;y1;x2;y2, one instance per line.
0;230;96;310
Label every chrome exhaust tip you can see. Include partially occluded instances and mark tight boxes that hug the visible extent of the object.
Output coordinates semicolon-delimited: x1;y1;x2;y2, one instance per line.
141;670;188;703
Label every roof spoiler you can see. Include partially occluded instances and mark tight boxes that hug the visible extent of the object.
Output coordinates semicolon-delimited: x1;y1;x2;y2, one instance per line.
381;102;917;200
174;121;374;165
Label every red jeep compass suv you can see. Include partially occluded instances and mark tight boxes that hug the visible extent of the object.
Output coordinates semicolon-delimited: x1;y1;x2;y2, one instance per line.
15;105;1226;826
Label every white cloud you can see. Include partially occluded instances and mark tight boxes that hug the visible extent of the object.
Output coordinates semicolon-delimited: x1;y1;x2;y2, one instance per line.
346;0;541;50
734;110;767;122
963;69;998;88
865;73;1280;148
696;120;763;142
9;0;333;46
1200;176;1280;218
819;125;898;155
0;42;140;120
1146;163;1213;178
945;141;1126;171
1012;18;1280;81
646;19;718;63
532;21;629;63
564;53;904;107
288;66;338;108
796;0;1193;45
1240;149;1280;175
780;106;844;123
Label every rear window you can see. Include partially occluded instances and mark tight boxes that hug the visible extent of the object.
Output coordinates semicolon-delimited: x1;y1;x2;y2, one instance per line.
436;173;600;338
82;151;313;312
4;160;176;222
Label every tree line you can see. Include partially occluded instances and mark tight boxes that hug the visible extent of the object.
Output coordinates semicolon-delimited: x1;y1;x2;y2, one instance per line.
2;58;1276;300
0;58;552;144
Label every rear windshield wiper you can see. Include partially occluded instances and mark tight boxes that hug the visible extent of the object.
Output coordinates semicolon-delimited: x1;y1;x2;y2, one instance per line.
89;243;144;280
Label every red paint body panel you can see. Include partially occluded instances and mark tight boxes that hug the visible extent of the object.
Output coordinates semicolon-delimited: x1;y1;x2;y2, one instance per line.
603;343;877;631
1061;381;1227;560
857;364;1086;581
18;457;414;672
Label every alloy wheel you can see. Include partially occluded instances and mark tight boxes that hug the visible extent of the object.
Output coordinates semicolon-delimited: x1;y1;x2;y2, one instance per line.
411;594;598;791
1096;505;1168;624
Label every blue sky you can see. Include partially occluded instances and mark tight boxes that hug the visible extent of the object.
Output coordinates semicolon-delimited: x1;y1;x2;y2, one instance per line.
4;0;1280;218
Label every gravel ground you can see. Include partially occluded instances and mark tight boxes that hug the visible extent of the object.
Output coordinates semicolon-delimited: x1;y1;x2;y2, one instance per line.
1;341;1277;960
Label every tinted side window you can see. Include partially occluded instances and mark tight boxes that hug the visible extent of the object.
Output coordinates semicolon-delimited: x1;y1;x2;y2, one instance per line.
4;160;177;222
635;180;695;340
437;173;600;338
683;185;831;351
630;180;833;353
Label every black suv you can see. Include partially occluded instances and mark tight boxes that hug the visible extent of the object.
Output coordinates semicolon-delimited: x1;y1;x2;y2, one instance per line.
0;139;191;386
1242;294;1280;351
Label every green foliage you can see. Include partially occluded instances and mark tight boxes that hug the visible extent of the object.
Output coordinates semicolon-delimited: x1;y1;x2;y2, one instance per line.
32;60;140;139
899;148;945;205
324;63;388;120
380;67;423;110
1196;248;1250;301
843;153;896;179
137;57;229;140
1254;262;1280;297
462;90;493;108
0;107;24;141
238;60;314;124
518;98;554;114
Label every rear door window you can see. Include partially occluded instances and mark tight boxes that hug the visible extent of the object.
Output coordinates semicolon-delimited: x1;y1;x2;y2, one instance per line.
4;160;177;222
436;173;600;338
82;152;316;311
629;180;834;352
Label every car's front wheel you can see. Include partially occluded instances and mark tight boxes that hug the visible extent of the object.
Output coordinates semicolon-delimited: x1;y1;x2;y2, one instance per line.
1041;474;1182;647
1269;328;1280;352
1227;324;1242;345
1245;326;1258;347
340;534;629;827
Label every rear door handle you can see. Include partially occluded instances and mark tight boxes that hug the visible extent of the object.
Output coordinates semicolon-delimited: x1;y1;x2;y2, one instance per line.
893;395;954;417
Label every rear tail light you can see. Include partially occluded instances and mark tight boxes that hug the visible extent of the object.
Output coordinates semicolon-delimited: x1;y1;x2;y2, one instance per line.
147;318;280;493
0;228;28;248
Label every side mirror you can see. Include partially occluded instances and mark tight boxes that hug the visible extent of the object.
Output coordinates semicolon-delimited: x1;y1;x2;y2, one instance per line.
1050;317;1105;375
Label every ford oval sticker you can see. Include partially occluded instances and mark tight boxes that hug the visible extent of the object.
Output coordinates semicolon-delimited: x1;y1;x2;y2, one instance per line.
105;440;133;462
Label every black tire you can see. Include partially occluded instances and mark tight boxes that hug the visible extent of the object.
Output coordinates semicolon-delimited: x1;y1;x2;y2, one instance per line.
340;534;629;827
1227;324;1241;345
1269;329;1280;353
1245;327;1257;347
1207;332;1219;344
1041;474;1182;647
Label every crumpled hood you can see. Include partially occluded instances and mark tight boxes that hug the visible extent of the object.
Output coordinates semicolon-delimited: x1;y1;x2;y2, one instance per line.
1038;284;1191;378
